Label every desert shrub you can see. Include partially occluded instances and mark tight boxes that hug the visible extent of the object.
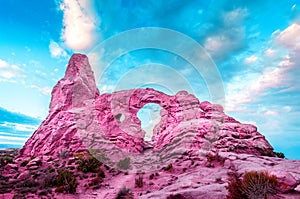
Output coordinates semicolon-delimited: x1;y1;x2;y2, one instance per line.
89;176;103;187
13;193;25;199
166;194;187;199
36;160;42;167
115;187;134;199
163;163;173;171
0;157;13;167
260;151;275;157
226;172;247;199
76;155;102;173
117;157;130;170
55;170;78;194
206;153;224;163
227;171;279;199
135;174;143;188
149;173;155;180
40;172;57;188
20;160;29;167
274;152;285;159
30;156;36;160
98;169;105;178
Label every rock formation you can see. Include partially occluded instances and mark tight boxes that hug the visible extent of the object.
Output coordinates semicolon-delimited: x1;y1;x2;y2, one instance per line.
0;54;299;199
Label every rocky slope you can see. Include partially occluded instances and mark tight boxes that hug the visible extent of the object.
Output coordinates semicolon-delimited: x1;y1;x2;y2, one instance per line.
0;54;299;199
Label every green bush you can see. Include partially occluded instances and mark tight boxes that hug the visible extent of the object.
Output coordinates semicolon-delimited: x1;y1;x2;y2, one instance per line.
20;160;29;167
115;187;134;199
117;157;130;170
274;152;285;159
135;174;143;188
98;169;106;178
166;194;187;199
227;171;279;199
55;170;78;194
163;163;173;171
0;157;13;167
76;155;102;173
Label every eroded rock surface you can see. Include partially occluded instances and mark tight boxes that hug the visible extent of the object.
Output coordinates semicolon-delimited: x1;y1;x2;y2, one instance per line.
1;54;299;199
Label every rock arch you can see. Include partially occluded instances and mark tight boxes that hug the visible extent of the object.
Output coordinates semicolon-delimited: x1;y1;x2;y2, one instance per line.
95;88;203;152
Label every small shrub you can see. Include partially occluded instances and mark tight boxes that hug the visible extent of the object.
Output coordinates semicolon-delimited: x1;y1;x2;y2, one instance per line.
260;151;275;157
36;160;42;167
30;156;36;160
55;170;78;194
117;157;130;170
135;174;143;188
163;163;173;171
20;160;29;167
166;194;187;199
149;173;155;180
242;171;279;198
89;176;103;187
0;157;13;167
206;153;224;163
226;172;247;199
40;172;57;188
274;152;285;159
227;171;279;199
77;156;102;173
98;169;105;178
115;187;134;199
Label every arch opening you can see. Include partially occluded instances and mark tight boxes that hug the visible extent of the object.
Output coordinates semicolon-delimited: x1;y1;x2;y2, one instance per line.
137;103;162;142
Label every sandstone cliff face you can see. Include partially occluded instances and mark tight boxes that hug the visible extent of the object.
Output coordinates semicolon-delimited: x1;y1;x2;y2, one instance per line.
1;54;300;199
18;54;274;159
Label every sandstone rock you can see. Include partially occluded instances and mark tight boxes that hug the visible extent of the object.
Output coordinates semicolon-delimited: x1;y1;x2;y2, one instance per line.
3;54;299;199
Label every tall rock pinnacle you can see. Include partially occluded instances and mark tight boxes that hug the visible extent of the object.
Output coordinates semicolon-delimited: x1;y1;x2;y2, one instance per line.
49;54;99;113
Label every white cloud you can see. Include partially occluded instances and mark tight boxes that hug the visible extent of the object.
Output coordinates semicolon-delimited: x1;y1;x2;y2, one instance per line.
49;40;67;58
276;23;300;51
283;106;292;112
245;55;258;64
265;48;276;56
0;59;23;79
0;122;38;132
60;0;100;51
0;59;9;68
30;85;52;95
223;8;248;26
100;85;115;93
204;8;247;61
263;110;279;116
225;54;294;112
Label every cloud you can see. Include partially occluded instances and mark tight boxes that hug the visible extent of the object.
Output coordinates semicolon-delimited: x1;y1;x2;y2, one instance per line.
263;110;279;117
204;8;247;62
0;59;9;68
225;53;294;111
59;0;100;51
265;48;276;56
0;122;38;132
49;40;67;58
30;85;52;95
0;58;24;80
245;55;258;64
276;23;300;50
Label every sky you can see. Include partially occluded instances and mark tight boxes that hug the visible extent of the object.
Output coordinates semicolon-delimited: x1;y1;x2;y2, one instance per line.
0;0;299;159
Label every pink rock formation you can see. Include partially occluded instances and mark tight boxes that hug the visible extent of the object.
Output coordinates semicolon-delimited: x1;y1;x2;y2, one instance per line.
2;54;299;199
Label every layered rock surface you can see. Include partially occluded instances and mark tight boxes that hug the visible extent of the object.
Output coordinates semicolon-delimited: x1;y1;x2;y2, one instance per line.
1;54;299;199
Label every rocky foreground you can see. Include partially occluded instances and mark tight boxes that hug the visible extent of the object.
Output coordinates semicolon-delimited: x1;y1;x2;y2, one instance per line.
0;54;299;199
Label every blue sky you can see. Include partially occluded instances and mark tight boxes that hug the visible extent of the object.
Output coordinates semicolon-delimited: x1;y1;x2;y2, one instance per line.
0;0;299;159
